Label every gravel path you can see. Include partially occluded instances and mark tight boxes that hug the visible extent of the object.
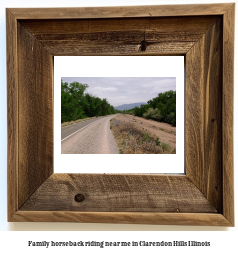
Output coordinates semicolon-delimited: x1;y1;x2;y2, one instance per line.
61;115;119;154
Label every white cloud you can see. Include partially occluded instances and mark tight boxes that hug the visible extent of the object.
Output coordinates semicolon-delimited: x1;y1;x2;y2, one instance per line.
92;86;117;92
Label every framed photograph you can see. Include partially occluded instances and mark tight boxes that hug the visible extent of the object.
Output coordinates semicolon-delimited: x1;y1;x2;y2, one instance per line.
56;56;184;174
7;3;234;225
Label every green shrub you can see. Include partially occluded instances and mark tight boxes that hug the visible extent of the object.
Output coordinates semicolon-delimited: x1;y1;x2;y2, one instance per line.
166;112;174;125
143;132;150;141
161;142;172;152
143;108;162;121
155;138;161;146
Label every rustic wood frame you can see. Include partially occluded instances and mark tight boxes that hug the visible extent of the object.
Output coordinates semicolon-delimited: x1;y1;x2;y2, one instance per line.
7;3;234;226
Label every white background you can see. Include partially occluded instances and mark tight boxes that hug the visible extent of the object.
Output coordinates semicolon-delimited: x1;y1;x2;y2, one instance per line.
55;56;184;173
0;0;237;253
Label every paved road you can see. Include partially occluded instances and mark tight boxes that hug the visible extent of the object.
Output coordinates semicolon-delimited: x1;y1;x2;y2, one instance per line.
61;117;101;141
61;115;119;154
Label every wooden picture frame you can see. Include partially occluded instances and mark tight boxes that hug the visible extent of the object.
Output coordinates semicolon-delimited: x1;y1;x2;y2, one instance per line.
7;3;234;226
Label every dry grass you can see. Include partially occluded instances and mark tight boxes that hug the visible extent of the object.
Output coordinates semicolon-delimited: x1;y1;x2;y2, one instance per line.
110;117;175;154
159;127;176;136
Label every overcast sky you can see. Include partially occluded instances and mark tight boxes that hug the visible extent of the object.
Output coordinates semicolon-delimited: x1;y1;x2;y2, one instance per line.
61;77;176;107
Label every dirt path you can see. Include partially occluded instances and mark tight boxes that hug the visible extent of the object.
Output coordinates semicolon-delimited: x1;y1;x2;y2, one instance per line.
61;115;119;154
114;114;176;149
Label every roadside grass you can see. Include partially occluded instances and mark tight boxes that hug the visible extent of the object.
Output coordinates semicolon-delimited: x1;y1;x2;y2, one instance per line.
110;118;175;154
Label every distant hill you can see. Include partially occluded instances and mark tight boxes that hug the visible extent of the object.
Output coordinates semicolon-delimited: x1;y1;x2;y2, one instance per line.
115;102;147;111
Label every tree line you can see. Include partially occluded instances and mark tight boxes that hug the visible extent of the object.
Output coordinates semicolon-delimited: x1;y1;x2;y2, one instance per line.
61;80;117;123
124;90;176;126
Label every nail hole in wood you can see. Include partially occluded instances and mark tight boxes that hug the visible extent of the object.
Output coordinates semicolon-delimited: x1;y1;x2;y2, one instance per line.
211;119;215;122
74;193;85;202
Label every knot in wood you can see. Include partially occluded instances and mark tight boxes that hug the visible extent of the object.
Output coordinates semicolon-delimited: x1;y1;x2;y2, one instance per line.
140;40;148;51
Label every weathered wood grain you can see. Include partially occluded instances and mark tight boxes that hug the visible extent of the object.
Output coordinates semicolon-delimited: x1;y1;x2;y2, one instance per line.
20;18;149;34
38;41;193;56
222;4;235;226
34;31;201;43
186;18;223;212
7;9;18;221
20;174;217;213
20;16;218;34
12;211;232;226
8;4;233;19
18;23;54;208
19;17;218;56
21;29;195;56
